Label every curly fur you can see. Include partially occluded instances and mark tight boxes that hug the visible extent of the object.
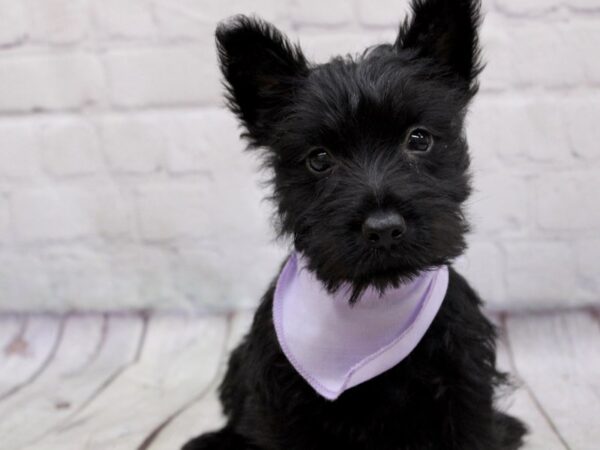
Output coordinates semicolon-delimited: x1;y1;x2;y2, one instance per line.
184;1;527;448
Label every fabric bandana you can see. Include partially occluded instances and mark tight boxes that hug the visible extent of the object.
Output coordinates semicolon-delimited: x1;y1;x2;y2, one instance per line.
273;252;449;401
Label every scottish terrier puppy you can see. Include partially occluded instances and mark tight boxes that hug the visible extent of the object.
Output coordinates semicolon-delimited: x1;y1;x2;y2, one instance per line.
184;0;527;449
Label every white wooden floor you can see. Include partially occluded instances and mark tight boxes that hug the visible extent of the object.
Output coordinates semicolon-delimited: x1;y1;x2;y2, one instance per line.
0;309;598;450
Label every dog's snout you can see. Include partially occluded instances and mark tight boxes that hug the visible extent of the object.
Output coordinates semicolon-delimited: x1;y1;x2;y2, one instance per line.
362;211;406;249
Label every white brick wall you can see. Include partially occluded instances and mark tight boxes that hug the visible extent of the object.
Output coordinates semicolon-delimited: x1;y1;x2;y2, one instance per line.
0;0;597;312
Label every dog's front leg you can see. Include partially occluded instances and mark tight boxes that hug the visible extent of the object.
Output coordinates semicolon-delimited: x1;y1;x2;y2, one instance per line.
432;372;524;450
182;427;264;450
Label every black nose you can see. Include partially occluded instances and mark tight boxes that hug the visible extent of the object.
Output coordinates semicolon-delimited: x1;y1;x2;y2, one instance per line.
362;211;406;249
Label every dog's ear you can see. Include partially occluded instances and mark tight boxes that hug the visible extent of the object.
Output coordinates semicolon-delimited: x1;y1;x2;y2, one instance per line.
395;0;482;86
216;16;309;147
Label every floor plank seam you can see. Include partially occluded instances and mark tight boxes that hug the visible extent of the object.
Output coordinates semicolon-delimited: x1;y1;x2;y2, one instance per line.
60;314;111;381
31;312;150;444
590;307;600;330
0;315;66;402
136;313;234;450
501;314;572;450
70;312;149;418
78;313;110;373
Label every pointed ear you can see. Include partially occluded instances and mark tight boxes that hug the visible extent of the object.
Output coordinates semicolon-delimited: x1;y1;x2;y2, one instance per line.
395;0;482;87
215;16;309;147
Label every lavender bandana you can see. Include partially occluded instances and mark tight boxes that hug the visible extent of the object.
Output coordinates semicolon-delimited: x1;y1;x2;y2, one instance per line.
273;253;449;401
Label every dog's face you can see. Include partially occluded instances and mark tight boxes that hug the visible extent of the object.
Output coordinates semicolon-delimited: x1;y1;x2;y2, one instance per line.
217;0;482;300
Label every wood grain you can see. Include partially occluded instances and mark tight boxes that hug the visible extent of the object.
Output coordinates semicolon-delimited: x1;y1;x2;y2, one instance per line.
506;310;600;450
0;315;63;400
0;310;597;450
496;328;568;450
146;311;254;450
0;314;144;448
17;314;227;450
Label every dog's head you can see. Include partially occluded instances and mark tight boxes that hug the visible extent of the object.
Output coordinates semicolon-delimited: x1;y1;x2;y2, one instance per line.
216;0;482;301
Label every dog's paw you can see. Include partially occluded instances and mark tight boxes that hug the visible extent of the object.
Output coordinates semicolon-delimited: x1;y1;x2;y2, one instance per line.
181;431;222;450
182;429;252;450
495;411;528;450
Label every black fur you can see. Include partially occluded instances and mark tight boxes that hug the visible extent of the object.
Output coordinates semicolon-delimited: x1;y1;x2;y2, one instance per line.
184;1;527;448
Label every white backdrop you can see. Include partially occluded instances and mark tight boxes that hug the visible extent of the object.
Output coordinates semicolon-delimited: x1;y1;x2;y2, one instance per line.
0;0;598;312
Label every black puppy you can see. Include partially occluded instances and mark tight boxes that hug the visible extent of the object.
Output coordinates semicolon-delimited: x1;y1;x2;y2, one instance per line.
184;0;527;449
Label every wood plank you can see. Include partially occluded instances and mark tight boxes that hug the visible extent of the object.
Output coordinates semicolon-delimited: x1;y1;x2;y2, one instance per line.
146;311;254;450
0;315;23;353
22;314;228;450
496;329;567;450
0;315;63;400
506;310;600;450
1;310;590;450
0;314;144;448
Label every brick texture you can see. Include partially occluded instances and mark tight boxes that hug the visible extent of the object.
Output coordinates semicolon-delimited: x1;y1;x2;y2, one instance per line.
0;54;104;112
0;0;598;312
27;0;89;44
40;118;103;176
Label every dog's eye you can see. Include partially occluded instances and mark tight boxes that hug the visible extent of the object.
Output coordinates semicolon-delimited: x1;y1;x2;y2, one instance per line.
406;129;433;152
306;148;333;174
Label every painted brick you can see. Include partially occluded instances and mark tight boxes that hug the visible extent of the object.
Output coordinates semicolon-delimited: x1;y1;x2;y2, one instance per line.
496;0;560;15
136;173;269;243
565;20;600;85
468;97;571;164
188;111;271;241
466;98;506;171
111;247;178;309
0;196;11;242
154;0;291;39
569;0;600;8
535;170;600;231
11;187;130;243
45;249;118;307
0;54;104;112
92;0;157;39
0;0;28;45
27;0;88;44
163;109;272;243
468;97;521;166
165;109;243;174
511;99;571;162
11;188;93;242
299;30;397;63
484;19;600;87
104;46;220;107
291;0;355;26
40;118;102;176
171;242;286;312
165;114;209;174
564;96;600;161
0;122;40;179
0;0;597;313
469;171;531;236
576;239;600;297
100;115;166;173
0;253;52;308
203;169;272;242
505;241;579;308
482;19;585;89
356;0;410;26
136;185;210;241
454;241;506;306
44;248;143;309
